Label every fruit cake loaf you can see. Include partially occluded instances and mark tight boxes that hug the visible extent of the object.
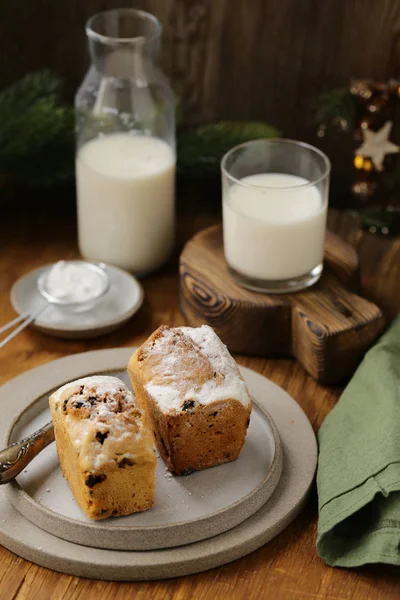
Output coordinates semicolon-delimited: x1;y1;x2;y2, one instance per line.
128;325;252;475
49;375;156;520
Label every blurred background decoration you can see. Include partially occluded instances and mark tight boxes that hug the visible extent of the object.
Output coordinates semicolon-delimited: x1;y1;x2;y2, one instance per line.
0;72;74;195
316;80;400;235
0;0;400;226
0;69;280;200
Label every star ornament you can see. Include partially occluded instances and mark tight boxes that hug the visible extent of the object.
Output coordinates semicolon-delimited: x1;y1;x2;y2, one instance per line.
355;120;399;171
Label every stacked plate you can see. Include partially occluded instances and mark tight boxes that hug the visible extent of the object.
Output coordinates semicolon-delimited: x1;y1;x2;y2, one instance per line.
0;348;317;581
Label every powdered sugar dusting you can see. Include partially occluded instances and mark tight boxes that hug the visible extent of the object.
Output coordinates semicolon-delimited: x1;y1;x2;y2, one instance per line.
145;325;251;412
51;375;125;403
49;376;154;472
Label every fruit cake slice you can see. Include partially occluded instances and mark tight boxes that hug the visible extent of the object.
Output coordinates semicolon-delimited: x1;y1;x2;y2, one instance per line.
49;375;156;520
128;325;252;475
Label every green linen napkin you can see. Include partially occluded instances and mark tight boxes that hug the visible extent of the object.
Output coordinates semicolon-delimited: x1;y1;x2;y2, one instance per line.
317;315;400;567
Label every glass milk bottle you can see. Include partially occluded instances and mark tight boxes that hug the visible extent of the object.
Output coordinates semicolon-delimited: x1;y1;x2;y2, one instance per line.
75;9;175;275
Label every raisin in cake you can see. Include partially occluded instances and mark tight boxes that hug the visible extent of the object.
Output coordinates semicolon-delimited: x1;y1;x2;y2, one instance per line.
128;325;252;475
49;376;156;520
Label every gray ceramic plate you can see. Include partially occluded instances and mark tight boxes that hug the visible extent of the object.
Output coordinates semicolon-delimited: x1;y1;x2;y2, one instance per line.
0;349;317;580
11;265;143;339
5;372;282;551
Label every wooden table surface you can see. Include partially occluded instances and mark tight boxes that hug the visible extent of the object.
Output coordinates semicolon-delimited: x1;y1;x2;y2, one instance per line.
1;203;400;600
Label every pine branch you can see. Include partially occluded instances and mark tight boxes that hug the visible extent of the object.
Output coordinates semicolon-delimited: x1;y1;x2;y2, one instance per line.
0;70;74;188
315;88;356;133
177;122;281;177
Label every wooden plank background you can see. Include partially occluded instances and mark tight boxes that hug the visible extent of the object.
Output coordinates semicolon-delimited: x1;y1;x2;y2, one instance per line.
1;0;400;142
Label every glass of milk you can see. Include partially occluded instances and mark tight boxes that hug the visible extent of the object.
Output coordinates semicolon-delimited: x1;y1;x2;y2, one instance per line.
75;9;175;275
221;139;331;293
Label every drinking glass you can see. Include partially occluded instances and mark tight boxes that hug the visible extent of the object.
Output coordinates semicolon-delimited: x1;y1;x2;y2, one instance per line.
221;139;331;293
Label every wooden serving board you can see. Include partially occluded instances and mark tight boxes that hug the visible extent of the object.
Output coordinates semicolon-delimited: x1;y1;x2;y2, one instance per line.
179;226;386;384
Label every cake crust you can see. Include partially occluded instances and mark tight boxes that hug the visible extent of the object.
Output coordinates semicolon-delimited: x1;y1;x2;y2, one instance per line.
49;376;156;520
128;325;252;475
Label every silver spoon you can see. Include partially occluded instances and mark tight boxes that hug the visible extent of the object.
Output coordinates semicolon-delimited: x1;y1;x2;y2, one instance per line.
0;421;54;484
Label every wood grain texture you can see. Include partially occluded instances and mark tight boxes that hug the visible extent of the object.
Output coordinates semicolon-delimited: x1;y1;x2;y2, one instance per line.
1;0;400;142
179;226;385;383
1;203;400;599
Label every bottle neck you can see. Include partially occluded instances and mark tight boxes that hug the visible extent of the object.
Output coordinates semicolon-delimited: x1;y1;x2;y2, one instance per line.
89;39;158;78
86;8;161;78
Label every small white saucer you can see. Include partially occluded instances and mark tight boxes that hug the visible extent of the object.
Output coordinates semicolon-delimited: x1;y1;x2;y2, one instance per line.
11;265;144;339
